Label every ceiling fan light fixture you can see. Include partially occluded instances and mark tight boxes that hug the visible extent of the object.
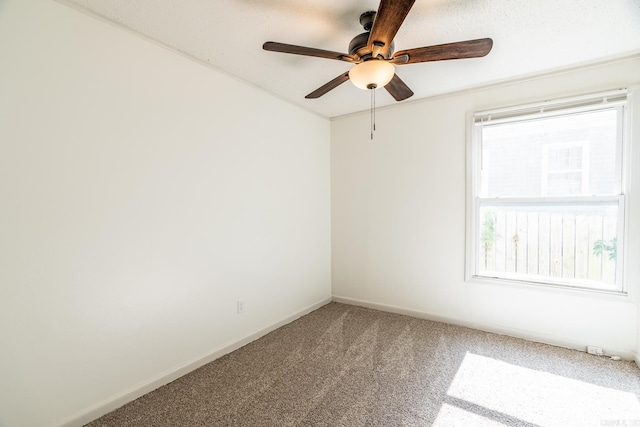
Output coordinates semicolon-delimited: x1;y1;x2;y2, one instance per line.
349;60;395;90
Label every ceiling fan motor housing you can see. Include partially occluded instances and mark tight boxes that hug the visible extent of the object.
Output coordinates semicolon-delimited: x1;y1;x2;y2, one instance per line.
349;11;394;59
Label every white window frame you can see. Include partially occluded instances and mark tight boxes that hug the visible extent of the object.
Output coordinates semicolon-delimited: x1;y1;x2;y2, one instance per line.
465;89;629;294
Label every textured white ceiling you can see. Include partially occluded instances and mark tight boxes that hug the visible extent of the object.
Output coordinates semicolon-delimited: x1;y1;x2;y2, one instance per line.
62;0;640;118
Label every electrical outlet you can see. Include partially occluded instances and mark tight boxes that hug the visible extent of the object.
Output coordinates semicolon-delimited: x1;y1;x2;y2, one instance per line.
587;346;604;356
237;300;245;314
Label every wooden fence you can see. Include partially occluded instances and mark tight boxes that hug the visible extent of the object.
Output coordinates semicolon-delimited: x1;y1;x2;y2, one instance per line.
479;209;617;285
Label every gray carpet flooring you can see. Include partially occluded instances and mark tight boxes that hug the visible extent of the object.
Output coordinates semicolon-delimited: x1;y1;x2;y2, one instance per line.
87;302;640;426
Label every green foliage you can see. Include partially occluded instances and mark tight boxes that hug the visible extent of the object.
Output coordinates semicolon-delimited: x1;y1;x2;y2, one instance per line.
480;210;497;268
480;209;496;251
593;237;617;261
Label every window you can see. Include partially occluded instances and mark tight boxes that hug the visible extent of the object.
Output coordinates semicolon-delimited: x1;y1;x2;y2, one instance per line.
541;141;589;196
467;90;627;292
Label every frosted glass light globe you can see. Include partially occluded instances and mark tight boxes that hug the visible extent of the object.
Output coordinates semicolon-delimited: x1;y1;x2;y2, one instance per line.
349;60;395;90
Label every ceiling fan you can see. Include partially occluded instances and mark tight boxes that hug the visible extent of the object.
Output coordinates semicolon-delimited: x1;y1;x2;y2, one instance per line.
263;0;493;102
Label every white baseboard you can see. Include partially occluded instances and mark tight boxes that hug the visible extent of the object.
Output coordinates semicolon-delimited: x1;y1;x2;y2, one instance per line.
332;295;637;361
54;297;332;427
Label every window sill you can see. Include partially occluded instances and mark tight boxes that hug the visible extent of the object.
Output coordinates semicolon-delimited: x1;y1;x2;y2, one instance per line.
467;274;631;301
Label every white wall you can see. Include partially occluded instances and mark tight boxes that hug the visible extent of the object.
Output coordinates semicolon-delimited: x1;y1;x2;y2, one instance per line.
332;57;640;358
0;1;331;426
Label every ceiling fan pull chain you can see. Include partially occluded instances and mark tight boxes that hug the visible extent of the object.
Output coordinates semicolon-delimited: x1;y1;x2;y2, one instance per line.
373;87;376;133
371;87;374;140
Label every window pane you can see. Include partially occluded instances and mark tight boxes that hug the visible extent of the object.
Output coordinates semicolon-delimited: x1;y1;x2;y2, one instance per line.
478;201;619;289
546;171;583;196
481;109;618;198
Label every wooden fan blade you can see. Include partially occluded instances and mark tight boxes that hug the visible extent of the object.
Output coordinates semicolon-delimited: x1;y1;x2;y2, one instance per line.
393;38;493;64
305;72;350;99
367;0;416;58
384;74;414;101
263;42;356;63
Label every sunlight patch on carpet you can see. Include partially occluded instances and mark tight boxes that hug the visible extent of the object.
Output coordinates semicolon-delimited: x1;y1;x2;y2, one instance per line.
443;352;640;427
433;403;510;426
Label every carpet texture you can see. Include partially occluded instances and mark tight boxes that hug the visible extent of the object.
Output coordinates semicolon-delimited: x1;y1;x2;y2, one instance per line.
87;302;640;426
